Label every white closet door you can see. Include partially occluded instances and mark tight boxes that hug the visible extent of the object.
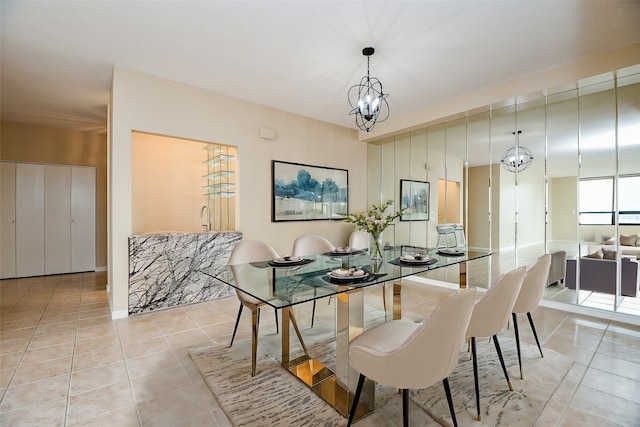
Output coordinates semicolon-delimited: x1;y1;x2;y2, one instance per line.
45;165;71;274
16;163;45;277
0;162;17;279
71;167;95;272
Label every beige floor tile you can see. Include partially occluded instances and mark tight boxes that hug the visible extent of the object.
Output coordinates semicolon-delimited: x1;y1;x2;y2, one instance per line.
0;352;23;371
580;368;640;405
125;350;182;379
70;360;129;395
589;352;640;382
39;312;79;325
122;336;171;359
569;384;640;426
163;328;211;350
34;320;78;337
77;314;113;329
72;346;125;372
0;338;30;355
152;309;192;325
596;339;640;365
11;356;72;385
27;330;76;350
20;341;75;365
73;333;120;354
0;367;14;389
67;404;140;427
77;307;111;320
559;406;621;427
0;397;67;427
67;380;135;425
118;324;163;343
0;374;70;412
130;366;192;403
75;323;118;342
158;318;200;335
0;326;35;342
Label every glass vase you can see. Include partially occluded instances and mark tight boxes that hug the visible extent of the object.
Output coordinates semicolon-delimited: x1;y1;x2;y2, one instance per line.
370;232;384;261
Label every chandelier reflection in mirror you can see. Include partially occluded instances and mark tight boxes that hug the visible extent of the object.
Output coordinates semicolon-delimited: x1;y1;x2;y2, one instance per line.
501;131;534;172
348;47;389;132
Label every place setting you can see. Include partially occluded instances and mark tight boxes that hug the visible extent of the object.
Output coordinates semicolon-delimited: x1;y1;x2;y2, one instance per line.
266;255;315;267
324;266;382;285
390;252;438;267
323;246;365;256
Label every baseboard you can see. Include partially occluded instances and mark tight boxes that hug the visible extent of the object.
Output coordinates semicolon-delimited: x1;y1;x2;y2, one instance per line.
111;309;128;320
95;265;107;272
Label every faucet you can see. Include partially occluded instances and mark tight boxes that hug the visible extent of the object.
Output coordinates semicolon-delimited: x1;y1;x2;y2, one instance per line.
200;205;210;231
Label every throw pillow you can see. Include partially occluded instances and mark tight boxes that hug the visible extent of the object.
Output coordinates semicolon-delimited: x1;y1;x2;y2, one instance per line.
602;248;617;260
620;234;638;246
584;249;603;259
602;235;615;245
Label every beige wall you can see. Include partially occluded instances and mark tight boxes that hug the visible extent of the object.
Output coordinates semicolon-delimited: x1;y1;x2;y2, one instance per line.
131;132;210;234
466;165;490;250
110;67;365;316
0;121;108;269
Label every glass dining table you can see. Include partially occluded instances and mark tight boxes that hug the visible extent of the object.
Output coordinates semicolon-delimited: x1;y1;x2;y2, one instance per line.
201;245;491;420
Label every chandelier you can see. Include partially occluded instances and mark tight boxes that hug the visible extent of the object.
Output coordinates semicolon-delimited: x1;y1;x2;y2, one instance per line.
348;47;389;132
501;131;534;173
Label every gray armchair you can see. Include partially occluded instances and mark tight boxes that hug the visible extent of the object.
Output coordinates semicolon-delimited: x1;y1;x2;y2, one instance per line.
547;251;566;286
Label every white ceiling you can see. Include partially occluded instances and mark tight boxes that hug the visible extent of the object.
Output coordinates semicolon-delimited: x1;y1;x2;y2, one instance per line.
2;1;640;134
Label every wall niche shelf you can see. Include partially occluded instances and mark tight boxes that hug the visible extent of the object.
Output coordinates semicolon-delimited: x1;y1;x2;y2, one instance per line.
203;143;237;230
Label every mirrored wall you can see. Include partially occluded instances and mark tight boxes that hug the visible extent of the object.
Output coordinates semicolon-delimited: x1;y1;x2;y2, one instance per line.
368;64;640;316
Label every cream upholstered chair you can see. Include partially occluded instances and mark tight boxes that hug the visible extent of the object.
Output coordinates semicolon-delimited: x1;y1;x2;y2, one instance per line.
292;234;335;328
228;240;304;376
292;234;335;257
465;266;526;421
349;230;370;251
511;254;551;379
347;288;477;427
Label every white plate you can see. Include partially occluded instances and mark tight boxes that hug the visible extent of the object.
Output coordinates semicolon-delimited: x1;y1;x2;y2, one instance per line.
331;250;358;255
400;256;435;264
271;257;302;264
329;272;369;280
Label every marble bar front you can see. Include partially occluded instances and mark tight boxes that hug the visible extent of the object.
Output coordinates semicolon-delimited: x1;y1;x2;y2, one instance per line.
128;231;242;314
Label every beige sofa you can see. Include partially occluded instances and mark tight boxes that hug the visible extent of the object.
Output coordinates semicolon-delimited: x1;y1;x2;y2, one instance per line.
601;234;640;257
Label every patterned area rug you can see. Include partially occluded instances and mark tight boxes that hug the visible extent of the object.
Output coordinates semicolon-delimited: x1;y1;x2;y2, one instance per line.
189;334;574;426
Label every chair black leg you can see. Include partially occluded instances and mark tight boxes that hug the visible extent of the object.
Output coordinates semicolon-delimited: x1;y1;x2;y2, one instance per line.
229;303;243;347
402;389;409;427
443;378;458;427
311;300;316;328
492;334;513;391
527;312;544;358
512;312;523;379
471;337;480;421
347;374;366;426
274;309;279;334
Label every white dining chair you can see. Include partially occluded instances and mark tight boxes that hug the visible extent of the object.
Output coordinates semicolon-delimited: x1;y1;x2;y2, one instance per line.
292;234;335;328
228;239;305;376
512;254;551;379
347;288;477;427
465;266;526;421
349;230;370;251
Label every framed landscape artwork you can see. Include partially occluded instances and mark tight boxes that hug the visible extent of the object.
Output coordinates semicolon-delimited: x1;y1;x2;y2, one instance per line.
272;160;348;222
400;179;430;221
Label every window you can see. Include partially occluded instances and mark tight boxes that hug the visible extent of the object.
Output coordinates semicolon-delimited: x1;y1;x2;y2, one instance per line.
579;178;613;224
619;175;640;224
579;175;640;225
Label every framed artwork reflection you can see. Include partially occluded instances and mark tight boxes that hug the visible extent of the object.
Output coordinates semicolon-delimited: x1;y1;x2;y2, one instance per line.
400;179;429;221
272;160;348;222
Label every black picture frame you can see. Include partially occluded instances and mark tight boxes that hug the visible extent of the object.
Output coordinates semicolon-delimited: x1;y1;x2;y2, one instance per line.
272;160;348;222
400;179;430;221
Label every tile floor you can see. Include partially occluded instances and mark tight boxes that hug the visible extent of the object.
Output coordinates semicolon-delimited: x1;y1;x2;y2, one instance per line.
1;272;640;426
